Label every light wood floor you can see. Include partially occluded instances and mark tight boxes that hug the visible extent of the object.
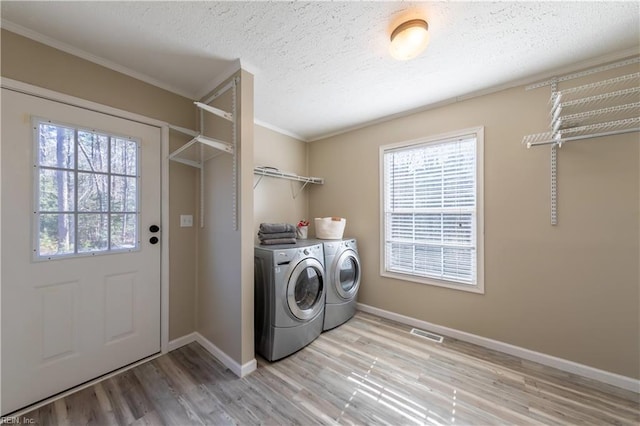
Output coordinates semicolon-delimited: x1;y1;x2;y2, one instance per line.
20;311;640;425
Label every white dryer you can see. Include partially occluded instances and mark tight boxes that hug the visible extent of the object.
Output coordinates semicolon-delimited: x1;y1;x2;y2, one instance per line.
254;241;326;361
317;238;361;331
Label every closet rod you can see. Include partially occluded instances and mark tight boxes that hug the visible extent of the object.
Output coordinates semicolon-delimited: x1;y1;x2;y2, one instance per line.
527;56;640;90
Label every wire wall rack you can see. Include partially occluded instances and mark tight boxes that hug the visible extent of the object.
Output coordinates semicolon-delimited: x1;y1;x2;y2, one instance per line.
168;77;239;228
523;56;640;225
253;166;324;199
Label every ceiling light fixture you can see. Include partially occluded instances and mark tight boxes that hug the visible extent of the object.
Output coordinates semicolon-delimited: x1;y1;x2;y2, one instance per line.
389;19;429;61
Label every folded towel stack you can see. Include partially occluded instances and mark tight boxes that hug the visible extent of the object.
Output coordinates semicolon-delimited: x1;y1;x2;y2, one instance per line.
258;223;297;245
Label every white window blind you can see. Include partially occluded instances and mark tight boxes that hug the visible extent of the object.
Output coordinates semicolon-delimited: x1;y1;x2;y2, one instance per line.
383;133;479;287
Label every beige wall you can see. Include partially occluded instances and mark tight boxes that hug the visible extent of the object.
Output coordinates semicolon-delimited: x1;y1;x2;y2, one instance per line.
308;68;640;379
1;29;199;340
197;70;255;365
168;134;198;339
254;125;309;238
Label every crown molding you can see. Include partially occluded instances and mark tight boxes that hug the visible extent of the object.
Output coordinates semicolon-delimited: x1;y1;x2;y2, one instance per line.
307;47;640;142
254;119;307;142
1;19;198;100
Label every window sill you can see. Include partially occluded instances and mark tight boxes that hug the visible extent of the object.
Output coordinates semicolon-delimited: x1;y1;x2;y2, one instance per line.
380;270;485;294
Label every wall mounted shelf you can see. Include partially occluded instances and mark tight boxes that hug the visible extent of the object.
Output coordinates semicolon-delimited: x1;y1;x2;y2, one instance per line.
253;166;324;199
168;77;239;228
522;56;640;225
168;132;233;168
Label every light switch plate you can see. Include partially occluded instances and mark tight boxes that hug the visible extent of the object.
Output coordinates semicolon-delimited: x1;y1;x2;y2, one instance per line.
180;214;193;227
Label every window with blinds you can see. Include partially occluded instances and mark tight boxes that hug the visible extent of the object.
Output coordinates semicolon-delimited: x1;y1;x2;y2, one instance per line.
381;127;484;293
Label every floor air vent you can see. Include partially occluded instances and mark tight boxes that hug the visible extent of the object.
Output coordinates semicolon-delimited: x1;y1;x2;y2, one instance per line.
410;328;443;343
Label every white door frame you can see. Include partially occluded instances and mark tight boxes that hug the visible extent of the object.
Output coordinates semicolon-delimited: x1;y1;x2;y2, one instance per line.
0;77;172;412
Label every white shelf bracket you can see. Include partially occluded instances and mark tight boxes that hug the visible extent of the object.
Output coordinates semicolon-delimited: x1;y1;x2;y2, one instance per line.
194;101;233;122
290;180;311;199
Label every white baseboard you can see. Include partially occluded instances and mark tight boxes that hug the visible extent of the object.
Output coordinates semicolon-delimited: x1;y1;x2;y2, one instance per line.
167;332;198;352
357;303;640;393
166;332;257;378
194;333;257;378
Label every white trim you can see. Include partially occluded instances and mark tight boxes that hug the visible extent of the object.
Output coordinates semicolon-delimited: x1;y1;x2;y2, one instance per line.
308;48;640;142
194;332;257;378
379;126;485;294
1;20;197;100
254;119;307;142
0;74;3;413
357;303;640;393
167;332;198;352
1;78;168;129
160;125;170;353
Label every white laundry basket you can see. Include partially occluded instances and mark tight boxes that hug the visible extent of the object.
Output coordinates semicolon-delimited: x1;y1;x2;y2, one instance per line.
314;217;346;239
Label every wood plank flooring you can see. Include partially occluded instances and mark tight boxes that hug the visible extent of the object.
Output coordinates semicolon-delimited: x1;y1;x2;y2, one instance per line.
19;311;640;425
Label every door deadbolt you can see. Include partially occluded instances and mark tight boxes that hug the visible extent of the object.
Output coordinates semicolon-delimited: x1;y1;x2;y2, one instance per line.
149;225;160;233
149;236;159;244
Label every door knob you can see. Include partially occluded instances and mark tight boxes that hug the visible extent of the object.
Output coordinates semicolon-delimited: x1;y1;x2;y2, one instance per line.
149;236;159;244
149;225;160;233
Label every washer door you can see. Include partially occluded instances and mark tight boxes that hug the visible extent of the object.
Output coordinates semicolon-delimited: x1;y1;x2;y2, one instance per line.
334;249;361;300
287;258;325;321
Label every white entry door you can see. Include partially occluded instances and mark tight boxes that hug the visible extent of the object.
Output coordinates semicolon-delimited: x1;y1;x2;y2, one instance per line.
1;89;162;414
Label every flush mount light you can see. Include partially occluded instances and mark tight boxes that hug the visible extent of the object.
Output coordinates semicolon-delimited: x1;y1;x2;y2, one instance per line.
389;19;429;60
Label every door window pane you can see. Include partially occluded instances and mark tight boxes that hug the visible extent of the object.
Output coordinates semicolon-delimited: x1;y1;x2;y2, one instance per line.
111;214;137;249
39;169;75;212
110;176;137;212
77;214;109;253
38;124;74;169
78;131;109;173
111;138;138;176
34;119;141;259
38;213;75;256
77;173;109;212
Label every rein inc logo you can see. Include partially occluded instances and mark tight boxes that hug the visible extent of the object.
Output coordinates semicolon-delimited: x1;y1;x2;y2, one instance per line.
1;417;35;424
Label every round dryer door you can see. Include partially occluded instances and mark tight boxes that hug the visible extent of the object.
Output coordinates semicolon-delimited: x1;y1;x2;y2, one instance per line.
334;249;361;300
287;258;325;321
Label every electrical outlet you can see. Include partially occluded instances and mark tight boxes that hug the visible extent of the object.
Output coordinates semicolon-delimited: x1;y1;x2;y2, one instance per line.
180;215;193;227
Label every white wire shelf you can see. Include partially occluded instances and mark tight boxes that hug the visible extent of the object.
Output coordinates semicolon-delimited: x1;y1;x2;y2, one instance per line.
253;167;324;184
253;166;324;199
169;135;233;168
194;102;233;122
522;56;640;227
522;118;640;147
551;72;639;103
552;102;640;132
169;124;233;169
552;86;640;119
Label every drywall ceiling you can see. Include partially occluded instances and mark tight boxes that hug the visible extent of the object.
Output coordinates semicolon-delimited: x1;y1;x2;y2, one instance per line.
2;1;639;141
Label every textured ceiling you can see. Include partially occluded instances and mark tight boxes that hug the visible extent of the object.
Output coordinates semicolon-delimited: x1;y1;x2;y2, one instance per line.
2;1;639;140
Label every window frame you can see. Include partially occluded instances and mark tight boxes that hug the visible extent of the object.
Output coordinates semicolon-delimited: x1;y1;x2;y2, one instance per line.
379;126;484;294
32;116;142;261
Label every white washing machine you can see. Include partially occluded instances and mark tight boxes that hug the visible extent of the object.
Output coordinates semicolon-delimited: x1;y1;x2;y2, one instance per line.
315;238;361;331
254;241;326;361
